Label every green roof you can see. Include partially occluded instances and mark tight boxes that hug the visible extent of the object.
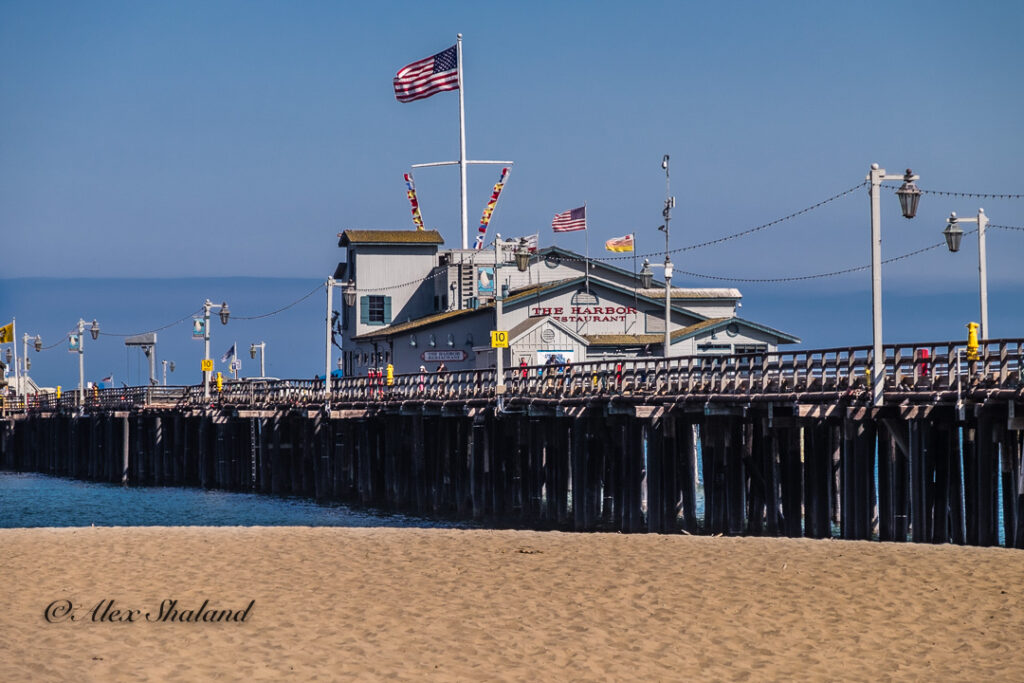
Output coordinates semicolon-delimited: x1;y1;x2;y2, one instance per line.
353;307;481;340
585;334;662;346
338;230;444;246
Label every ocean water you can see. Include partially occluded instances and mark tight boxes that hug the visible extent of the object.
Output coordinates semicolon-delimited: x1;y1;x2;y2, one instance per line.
0;472;465;529
3;277;1024;389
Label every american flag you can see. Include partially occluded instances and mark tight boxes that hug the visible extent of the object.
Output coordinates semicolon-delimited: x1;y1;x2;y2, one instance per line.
551;206;586;233
393;45;459;103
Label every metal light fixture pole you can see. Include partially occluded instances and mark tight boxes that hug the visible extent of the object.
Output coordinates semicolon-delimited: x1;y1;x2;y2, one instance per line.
943;209;989;340
867;164;921;406
77;319;85;405
161;359;175;386
325;277;334;400
250;342;266;377
75;319;100;406
494;235;505;392
202;300;230;401
21;333;40;376
489;237;531;394
660;155;675;357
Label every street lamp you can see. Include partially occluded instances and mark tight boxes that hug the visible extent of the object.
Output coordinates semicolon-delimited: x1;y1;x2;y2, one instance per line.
21;333;41;375
162;359;175;386
321;279;358;390
944;208;989;340
250;341;267;377
867;164;921;406
658;154;675;357
201;300;229;401
342;279;357;307
492;233;531;394
639;259;654;289
72;318;99;406
514;238;530;272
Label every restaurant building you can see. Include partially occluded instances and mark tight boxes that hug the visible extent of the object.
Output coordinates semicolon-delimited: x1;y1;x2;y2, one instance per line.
335;229;799;376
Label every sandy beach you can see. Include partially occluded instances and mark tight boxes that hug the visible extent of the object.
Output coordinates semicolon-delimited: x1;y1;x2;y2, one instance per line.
2;527;1023;681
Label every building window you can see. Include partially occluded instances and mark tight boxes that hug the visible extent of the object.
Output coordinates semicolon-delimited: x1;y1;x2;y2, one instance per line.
645;311;665;333
360;295;391;326
697;343;732;353
571;289;599;306
734;344;768;354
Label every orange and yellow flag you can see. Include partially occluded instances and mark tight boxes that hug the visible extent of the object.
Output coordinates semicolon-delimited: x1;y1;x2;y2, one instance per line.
604;234;634;253
0;322;13;344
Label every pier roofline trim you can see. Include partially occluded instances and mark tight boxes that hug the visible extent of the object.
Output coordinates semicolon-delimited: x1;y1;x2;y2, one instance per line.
338;229;445;246
351;275;721;342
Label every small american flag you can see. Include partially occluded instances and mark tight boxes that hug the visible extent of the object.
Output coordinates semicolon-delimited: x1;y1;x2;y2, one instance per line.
552;206;586;233
394;45;459;103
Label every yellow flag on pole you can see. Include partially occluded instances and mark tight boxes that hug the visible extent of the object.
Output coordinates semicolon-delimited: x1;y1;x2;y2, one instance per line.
604;234;634;252
0;322;13;344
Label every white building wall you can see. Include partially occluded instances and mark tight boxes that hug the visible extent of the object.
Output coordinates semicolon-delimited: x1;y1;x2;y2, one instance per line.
347;245;438;339
501;286;703;340
510;321;587;366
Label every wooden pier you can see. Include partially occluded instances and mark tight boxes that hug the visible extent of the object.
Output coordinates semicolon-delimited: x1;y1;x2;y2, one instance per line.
4;339;1024;547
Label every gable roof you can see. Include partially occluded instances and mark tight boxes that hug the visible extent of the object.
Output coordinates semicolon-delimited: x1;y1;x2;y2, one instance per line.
534;245;653;281
669;317;801;345
353;307;481;340
503;276;709;322
585;334;662;346
352;277;798;345
507;316;590;347
338;230;444;247
637;288;742;300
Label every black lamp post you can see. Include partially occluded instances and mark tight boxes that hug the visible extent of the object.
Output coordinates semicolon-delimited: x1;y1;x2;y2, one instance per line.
514;238;530;272
895;169;922;219
342;279;357;307
89;319;100;340
33;335;42;352
218;302;230;325
639;259;654;289
943;212;964;253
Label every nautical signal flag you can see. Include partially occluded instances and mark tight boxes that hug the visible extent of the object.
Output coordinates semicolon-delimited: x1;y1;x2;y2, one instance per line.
474;167;511;250
0;322;12;344
604;234;634;252
394;45;459;103
552;206;586;233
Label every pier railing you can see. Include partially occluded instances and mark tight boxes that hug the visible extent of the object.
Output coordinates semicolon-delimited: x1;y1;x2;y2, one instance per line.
6;339;1023;413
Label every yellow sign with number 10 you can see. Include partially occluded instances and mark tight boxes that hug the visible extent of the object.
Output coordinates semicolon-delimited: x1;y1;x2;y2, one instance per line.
201;359;214;372
490;330;508;348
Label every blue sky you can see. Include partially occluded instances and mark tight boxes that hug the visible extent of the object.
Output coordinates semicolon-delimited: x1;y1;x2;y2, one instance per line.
2;1;1021;289
1;2;1023;385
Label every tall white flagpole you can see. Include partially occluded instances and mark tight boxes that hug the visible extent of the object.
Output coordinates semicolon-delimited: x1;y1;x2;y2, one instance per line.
457;33;468;249
584;203;590;294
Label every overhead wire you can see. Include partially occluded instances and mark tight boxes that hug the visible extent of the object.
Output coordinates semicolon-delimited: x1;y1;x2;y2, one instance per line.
21;186;1023;342
674;227;980;283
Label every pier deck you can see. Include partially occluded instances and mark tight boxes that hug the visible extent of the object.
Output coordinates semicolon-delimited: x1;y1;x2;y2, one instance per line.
4;339;1024;547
